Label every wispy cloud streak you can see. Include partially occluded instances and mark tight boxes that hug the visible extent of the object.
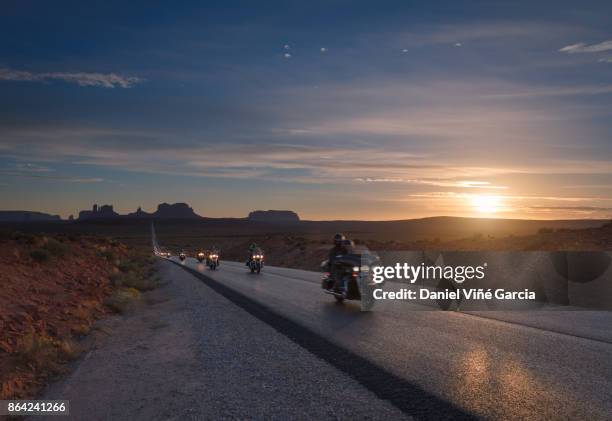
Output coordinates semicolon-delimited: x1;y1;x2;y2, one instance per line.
0;67;142;88
559;40;612;54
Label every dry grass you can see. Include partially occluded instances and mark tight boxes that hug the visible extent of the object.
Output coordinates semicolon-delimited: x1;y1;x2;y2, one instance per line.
15;333;83;374
104;288;141;313
26;236;69;263
0;231;132;399
71;323;92;336
110;254;159;291
29;249;50;262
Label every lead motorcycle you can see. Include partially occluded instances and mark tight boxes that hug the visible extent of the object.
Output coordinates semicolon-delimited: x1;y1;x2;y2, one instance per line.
179;252;186;262
321;248;380;310
196;251;206;263
248;249;264;274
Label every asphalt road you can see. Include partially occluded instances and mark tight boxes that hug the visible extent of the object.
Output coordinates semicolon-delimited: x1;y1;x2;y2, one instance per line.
167;255;612;420
40;261;411;421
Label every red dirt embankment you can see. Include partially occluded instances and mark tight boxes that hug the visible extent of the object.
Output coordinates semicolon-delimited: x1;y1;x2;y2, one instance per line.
0;232;127;399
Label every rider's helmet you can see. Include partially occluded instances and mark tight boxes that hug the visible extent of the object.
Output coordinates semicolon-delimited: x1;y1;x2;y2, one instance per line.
333;233;346;246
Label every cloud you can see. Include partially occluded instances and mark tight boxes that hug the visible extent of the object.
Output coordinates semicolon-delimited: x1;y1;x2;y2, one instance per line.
355;178;508;189
559;40;612;54
598;57;612;63
484;84;612;98
404;192;612;203
0;67;143;88
0;170;104;183
13;163;54;173
283;53;291;59
0;162;103;183
528;205;612;212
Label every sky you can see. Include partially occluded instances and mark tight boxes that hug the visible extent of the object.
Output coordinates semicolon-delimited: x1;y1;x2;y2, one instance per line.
1;0;611;220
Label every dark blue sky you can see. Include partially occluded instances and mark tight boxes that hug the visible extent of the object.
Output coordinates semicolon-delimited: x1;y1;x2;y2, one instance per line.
1;0;611;219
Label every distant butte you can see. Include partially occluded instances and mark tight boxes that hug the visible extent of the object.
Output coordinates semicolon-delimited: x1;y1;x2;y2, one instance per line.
76;202;202;220
153;203;201;219
0;210;61;222
248;210;300;223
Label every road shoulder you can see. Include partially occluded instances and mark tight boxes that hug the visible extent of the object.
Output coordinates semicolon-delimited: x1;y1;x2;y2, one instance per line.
40;260;408;420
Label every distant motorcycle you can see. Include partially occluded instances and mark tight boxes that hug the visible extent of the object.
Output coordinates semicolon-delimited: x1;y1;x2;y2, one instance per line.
179;252;186;261
196;251;206;263
207;252;220;270
248;250;264;274
321;250;380;309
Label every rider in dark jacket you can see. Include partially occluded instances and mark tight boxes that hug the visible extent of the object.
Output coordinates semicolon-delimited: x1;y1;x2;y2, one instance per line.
327;233;350;272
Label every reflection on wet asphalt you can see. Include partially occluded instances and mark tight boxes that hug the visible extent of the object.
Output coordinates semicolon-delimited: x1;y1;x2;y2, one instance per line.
169;256;612;420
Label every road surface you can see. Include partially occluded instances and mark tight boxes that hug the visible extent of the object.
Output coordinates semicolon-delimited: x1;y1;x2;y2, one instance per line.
165;255;612;420
40;261;408;420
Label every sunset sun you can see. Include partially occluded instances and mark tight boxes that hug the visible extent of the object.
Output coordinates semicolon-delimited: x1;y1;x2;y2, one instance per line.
470;195;501;214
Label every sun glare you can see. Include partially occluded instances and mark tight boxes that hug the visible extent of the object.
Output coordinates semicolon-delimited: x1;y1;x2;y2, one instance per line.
471;195;501;214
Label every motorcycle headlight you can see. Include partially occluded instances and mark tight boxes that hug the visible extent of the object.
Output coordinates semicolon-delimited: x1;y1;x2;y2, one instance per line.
352;266;360;272
360;265;370;272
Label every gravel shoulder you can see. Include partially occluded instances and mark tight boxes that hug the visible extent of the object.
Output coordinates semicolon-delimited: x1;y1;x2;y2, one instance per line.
39;260;408;420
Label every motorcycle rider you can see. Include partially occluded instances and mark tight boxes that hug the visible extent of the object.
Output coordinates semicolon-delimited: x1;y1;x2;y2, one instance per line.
208;245;220;265
246;242;259;266
327;233;351;274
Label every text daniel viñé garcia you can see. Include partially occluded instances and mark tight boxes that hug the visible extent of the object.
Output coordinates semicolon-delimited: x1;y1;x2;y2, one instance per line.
370;263;537;301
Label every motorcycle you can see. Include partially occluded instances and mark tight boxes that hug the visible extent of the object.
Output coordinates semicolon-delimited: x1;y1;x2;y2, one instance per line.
321;250;380;310
179;252;186;262
248;250;264;274
207;252;220;270
196;251;206;263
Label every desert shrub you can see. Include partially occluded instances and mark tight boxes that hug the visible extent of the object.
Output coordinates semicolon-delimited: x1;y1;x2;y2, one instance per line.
42;238;68;257
13;232;38;245
99;249;116;262
113;267;158;291
121;273;158;291
109;272;123;286
117;259;137;273
16;333;60;372
16;333;82;374
104;288;140;313
110;253;158;291
57;339;82;360
30;249;50;263
71;323;91;336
